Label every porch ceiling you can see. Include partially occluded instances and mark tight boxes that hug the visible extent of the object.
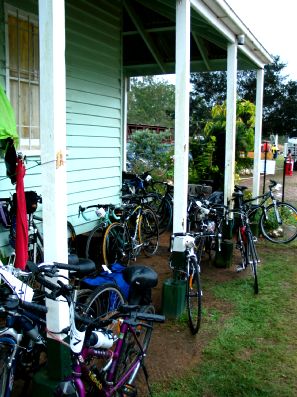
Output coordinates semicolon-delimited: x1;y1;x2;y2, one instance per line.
123;0;272;77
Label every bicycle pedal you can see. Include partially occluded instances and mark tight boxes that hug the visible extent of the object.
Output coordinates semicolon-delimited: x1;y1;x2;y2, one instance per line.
121;384;137;397
253;236;258;242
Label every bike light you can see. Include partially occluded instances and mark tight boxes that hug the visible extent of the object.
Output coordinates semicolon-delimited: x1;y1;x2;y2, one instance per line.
172;235;195;252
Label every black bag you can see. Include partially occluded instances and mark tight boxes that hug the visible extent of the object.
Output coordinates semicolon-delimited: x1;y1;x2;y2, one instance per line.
13;191;40;214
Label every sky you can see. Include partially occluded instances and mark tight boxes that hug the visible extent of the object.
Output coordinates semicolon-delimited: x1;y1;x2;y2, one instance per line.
226;0;297;80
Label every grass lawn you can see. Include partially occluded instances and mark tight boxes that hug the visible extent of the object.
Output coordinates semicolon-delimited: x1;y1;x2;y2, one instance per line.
153;240;297;397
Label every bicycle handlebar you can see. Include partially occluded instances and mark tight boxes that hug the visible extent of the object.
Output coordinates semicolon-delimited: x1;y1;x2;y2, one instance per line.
79;203;121;222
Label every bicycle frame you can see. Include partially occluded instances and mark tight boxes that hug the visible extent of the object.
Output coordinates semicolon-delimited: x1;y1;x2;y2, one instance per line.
64;300;149;397
243;182;282;224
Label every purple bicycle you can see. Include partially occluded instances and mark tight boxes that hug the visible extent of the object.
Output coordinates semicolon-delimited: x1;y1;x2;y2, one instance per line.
54;306;164;397
30;262;165;397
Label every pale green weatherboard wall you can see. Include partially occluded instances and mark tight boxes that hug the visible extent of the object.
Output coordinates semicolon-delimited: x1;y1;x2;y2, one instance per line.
0;0;123;256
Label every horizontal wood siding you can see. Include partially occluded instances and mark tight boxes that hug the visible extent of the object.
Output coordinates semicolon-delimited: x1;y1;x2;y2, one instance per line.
0;2;5;86
0;0;123;256
65;0;123;234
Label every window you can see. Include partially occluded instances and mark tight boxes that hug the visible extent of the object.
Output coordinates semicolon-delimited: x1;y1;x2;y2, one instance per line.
5;6;40;151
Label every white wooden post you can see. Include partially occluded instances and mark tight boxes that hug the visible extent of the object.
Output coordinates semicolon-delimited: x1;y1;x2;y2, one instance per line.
252;69;264;198
224;43;238;206
39;0;69;378
122;77;129;172
173;0;191;233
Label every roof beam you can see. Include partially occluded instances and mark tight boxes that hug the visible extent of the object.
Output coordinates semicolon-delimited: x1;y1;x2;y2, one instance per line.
123;0;166;73
191;0;235;43
192;32;211;70
123;26;175;36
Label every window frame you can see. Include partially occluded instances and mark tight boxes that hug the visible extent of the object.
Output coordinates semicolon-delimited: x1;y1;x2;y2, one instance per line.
4;3;40;156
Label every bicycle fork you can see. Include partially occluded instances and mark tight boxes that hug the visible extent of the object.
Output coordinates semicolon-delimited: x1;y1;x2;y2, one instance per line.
264;200;282;225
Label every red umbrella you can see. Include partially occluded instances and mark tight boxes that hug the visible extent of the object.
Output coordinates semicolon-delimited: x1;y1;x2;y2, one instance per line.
15;157;28;270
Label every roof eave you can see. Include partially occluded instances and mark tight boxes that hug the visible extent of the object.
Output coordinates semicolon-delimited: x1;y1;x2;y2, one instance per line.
192;0;273;68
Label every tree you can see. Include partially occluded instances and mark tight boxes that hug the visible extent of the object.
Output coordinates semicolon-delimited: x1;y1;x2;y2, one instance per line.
128;76;175;127
190;71;226;136
237;56;293;138
190;55;297;138
202;100;256;190
127;129;174;179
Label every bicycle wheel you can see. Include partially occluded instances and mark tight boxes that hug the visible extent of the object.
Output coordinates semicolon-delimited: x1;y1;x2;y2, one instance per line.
113;305;155;396
78;284;125;321
236;226;248;271
146;194;172;234
103;223;131;266
139;208;159;257
0;337;18;397
260;202;297;243
85;224;105;268
246;232;259;294
186;256;202;334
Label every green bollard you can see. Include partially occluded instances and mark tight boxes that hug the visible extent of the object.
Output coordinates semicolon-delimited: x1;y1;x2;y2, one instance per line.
214;239;234;268
162;278;187;319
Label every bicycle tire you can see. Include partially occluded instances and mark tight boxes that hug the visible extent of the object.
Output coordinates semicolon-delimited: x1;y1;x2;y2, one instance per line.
237;226;248;269
103;222;131;266
260;202;297;244
246;231;259;294
77;284;125;321
0;337;18;397
146;193;172;234
113;305;155;396
139;208;159;257
85;224;105;268
186;256;202;334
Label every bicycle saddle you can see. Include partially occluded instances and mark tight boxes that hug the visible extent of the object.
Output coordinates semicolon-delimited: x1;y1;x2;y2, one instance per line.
234;185;248;192
123;265;158;289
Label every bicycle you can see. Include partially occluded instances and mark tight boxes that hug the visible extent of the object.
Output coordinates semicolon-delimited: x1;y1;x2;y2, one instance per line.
231;186;260;294
0;261;48;397
238;180;297;244
169;233;202;334
103;199;159;266
122;172;174;235
26;261;165;397
79;204;122;269
0;256;99;397
145;180;174;235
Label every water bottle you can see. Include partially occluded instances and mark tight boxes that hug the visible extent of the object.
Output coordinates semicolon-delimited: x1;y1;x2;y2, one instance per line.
89;329;115;349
